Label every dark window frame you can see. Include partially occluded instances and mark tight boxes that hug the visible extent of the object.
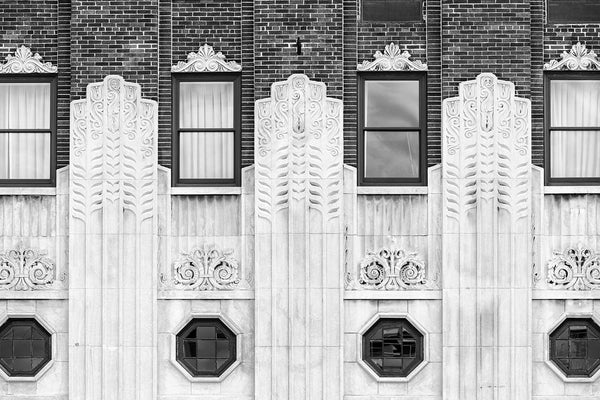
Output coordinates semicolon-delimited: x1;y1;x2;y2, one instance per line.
549;317;600;378
361;0;424;23
0;317;52;378
0;74;57;187
547;0;600;24
544;71;600;185
172;72;242;187
358;71;427;186
175;318;237;377
362;317;424;378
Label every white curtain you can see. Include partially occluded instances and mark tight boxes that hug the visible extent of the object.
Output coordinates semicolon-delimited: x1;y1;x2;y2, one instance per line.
0;82;50;180
551;80;600;178
179;82;234;179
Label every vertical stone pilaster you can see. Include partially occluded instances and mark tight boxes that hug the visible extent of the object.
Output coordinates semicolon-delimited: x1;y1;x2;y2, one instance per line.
254;74;344;400
442;73;532;400
69;76;158;400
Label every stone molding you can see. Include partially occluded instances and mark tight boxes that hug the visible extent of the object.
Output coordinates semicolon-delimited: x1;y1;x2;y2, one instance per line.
171;43;242;72
0;45;57;73
161;244;241;291
357;42;427;71
544;42;600;71
0;246;58;291
547;243;600;290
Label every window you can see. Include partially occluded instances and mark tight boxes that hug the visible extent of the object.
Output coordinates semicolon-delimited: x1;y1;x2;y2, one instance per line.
548;0;600;24
545;72;600;184
175;318;237;377
362;318;424;377
358;72;426;185
362;0;423;22
0;75;56;186
0;318;52;377
172;73;241;186
549;318;600;378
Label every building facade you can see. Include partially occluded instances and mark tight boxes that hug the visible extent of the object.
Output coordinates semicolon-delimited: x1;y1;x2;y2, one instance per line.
0;0;600;399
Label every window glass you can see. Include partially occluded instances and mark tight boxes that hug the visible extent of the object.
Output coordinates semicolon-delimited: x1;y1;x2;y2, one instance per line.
179;82;234;129
362;0;422;22
365;80;419;127
548;0;600;24
550;318;600;377
179;131;234;179
0;318;52;377
550;80;600;127
364;130;419;178
550;130;600;178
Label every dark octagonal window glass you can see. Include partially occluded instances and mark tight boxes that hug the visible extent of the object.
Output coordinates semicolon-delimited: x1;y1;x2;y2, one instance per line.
550;318;600;378
362;318;424;377
0;318;52;377
176;318;237;377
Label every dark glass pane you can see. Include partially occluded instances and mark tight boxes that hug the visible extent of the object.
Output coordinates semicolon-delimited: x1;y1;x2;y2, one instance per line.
216;328;228;340
570;340;588;358
555;340;569;358
556;328;569;340
13;358;30;372
13;326;31;340
383;357;403;369
371;329;383;340
216;340;230;358
216;358;228;370
196;358;214;372
371;358;383;368
364;130;420;178
0;340;12;357
0;330;11;340
31;340;46;358
570;326;588;339
589;339;600;359
362;0;422;21
548;0;600;23
30;358;44;370
197;326;215;339
31;329;44;340
365;81;419;127
370;341;383;357
383;328;400;338
183;340;197;358
186;329;197;339
13;340;30;357
402;342;416;358
197;340;215;358
570;358;587;371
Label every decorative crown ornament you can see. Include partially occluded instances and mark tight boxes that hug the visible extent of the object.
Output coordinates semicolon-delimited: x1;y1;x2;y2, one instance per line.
0;45;57;73
357;42;427;71
544;42;600;71
546;243;600;290
171;43;242;73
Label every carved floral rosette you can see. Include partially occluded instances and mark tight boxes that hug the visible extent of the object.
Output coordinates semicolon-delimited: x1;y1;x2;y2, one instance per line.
544;42;600;71
166;245;241;291
0;45;57;73
547;244;600;290
0;247;56;291
171;44;241;72
357;42;427;71
350;244;430;290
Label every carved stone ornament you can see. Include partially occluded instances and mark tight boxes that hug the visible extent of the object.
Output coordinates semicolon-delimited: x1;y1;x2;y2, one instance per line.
357;42;427;71
544;42;600;71
347;240;430;290
164;245;241;290
547;244;600;290
171;44;242;73
0;45;57;73
0;247;56;290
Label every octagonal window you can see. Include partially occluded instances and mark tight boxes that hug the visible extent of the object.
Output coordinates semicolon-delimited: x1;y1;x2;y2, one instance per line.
362;317;424;377
550;318;600;378
0;318;52;377
176;318;237;377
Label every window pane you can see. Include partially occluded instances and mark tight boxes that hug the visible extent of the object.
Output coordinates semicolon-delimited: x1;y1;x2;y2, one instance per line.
548;0;600;23
551;80;600;127
550;130;600;178
363;0;422;21
179;82;234;129
366;81;419;127
179;131;234;179
0;132;50;179
0;83;50;129
365;130;419;178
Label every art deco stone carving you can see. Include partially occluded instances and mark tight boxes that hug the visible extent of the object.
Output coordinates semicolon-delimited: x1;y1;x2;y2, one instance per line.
357;42;427;71
164;245;240;290
171;43;242;72
547;244;600;290
0;45;57;73
544;42;600;71
0;247;56;290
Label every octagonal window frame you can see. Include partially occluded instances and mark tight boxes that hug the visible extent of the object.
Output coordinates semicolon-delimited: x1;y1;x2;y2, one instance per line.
0;313;56;382
357;312;429;382
170;313;242;383
545;313;600;383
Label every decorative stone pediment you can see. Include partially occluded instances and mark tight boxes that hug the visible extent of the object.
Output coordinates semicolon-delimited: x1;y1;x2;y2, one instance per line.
0;45;57;73
357;42;427;71
0;246;57;290
161;244;241;290
171;44;241;72
544;42;600;71
547;243;600;290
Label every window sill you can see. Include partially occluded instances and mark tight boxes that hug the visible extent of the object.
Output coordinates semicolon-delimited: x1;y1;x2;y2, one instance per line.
357;186;427;195
0;187;56;196
171;186;242;195
544;186;600;194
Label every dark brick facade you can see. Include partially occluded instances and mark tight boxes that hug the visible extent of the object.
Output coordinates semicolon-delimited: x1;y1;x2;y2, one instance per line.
1;0;599;173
